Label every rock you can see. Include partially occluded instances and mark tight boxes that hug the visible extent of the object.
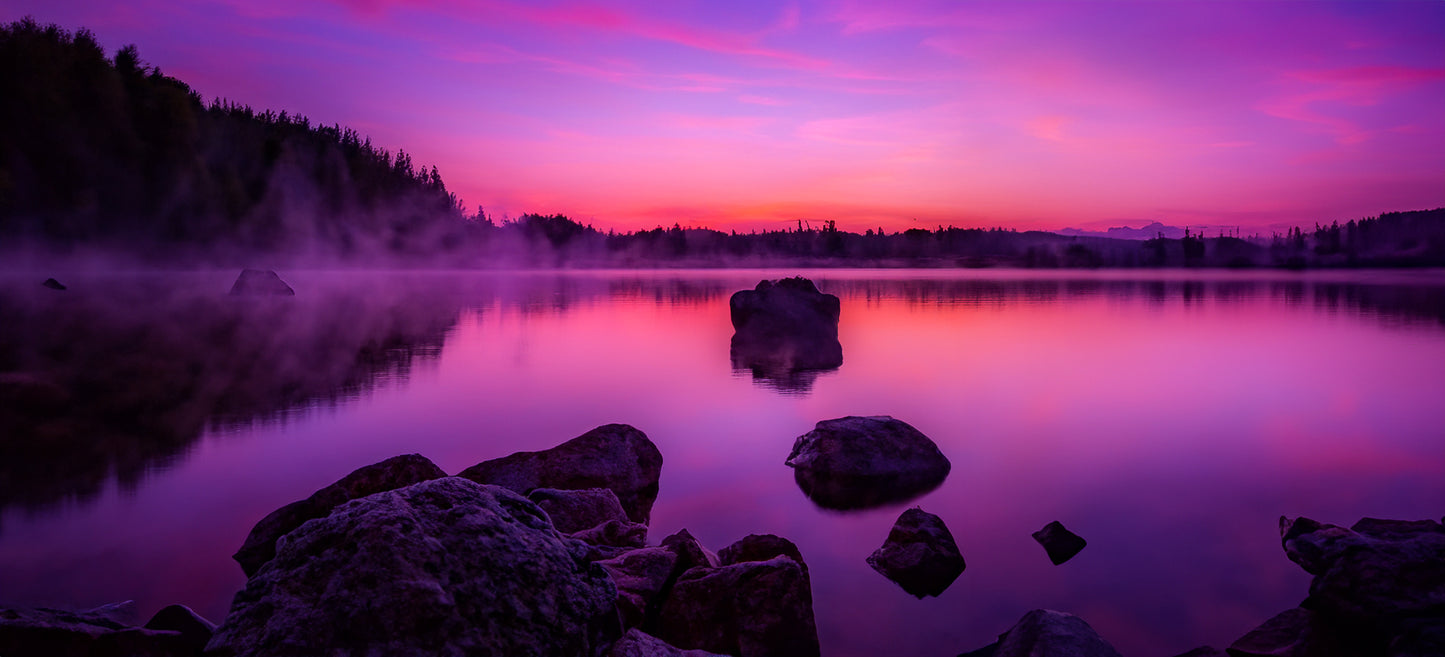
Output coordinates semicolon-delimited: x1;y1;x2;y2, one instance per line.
661;528;721;572
597;547;679;629
41;277;66;290
657;555;820;657
729;277;843;392
459;423;663;524
143;604;215;653
228;269;295;296
1173;648;1227;657
1226;607;1353;657
531;487;632;533
785;416;950;510
1279;516;1445;636
570;518;649;549
207;477;620;657
719;534;810;584
1033;520;1087;565
608;628;729;657
866;507;966;598
0;603;194;657
974;609;1123;657
233;453;447;577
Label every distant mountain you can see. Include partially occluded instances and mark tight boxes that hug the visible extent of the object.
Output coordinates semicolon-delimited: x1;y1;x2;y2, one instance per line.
1056;222;1186;240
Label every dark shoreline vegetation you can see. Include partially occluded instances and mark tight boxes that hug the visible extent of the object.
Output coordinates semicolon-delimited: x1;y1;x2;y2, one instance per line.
4;19;1445;270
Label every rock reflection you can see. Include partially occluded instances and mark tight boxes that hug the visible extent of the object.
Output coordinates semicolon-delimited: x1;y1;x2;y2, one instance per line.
792;468;948;512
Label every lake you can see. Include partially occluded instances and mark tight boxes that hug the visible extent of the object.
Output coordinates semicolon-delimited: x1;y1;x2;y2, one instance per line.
2;268;1443;656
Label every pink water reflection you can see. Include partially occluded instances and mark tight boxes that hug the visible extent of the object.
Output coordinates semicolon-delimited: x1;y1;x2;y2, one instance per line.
0;270;1442;656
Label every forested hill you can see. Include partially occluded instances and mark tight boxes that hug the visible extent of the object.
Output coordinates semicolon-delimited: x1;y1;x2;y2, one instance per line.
0;19;472;261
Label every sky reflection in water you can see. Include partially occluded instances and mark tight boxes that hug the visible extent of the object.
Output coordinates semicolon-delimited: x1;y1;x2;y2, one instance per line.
0;269;1442;656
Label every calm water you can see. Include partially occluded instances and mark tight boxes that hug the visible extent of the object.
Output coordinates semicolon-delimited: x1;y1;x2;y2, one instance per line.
2;269;1443;656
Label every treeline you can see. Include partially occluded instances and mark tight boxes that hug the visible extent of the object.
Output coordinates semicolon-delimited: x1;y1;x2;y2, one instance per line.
468;210;1445;268
0;19;471;261
4;19;1442;269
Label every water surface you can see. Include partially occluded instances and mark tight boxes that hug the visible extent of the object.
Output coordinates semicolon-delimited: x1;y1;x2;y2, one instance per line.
1;269;1442;656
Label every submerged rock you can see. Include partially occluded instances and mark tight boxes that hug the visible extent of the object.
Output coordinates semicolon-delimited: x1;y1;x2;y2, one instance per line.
729;277;843;392
607;629;729;657
963;609;1123;657
41;277;66;291
458;423;663;524
1033;520;1087;565
530;487;631;534
785;416;950;510
0;602;195;657
233;453;447;576
227;269;294;296
867;507;965;598
657;555;820;657
207;477;620;657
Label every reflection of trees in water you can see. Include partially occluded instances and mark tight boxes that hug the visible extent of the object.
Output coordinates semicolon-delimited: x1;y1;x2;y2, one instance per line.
815;277;1445;326
0;281;459;516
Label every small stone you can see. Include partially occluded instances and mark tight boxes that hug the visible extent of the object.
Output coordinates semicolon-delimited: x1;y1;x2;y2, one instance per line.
867;507;965;598
1033;520;1087;565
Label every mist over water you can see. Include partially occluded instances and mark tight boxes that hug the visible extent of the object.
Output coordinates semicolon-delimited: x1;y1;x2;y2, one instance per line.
1;268;1443;656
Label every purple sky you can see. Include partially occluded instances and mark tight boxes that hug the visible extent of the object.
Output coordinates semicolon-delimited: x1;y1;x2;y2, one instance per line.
8;0;1445;232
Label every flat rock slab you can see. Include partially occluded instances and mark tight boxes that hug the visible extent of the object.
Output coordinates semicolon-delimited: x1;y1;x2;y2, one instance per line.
234;453;447;576
1033;520;1087;565
228;269;294;296
207;477;620;657
786;416;950;511
459;423;663;524
867;507;965;598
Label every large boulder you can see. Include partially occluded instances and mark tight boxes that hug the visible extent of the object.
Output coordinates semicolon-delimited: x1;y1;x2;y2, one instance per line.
961;609;1124;657
0;603;196;657
657;555;820;657
228;269;294;296
866;507;965;598
207;477;621;657
785;416;950;510
1276;516;1445;649
608;629;729;657
729;277;843;392
233;453;447;576
458;424;663;524
530;487;632;534
1033;520;1088;565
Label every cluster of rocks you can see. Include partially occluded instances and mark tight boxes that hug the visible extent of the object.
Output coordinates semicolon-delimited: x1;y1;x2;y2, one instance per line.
954;515;1445;657
787;415;1085;600
2;423;819;657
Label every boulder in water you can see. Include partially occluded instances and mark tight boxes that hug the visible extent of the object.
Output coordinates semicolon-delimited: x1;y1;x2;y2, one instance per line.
785;416;950;510
41;278;66;291
729;277;843;391
657;554;819;657
866;507;965;598
961;609;1123;657
458;423;663;524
